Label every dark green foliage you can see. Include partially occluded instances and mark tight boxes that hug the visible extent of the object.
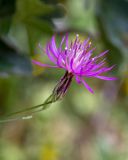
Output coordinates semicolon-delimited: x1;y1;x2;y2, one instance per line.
96;0;128;70
0;39;32;75
0;0;65;75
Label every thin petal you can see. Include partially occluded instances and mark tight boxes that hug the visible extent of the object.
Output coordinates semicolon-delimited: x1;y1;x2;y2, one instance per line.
95;50;109;59
50;36;59;57
86;65;116;77
82;38;90;50
46;43;57;63
59;36;65;51
57;53;64;68
32;60;58;68
81;47;96;65
95;75;117;80
91;59;106;71
81;78;94;94
75;76;81;84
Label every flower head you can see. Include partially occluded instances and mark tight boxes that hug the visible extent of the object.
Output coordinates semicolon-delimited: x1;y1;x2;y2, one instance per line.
32;34;116;94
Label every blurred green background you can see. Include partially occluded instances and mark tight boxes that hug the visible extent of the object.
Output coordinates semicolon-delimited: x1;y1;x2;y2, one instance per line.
0;0;128;160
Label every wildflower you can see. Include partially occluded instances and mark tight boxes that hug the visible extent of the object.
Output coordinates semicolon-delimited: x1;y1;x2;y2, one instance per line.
0;34;117;123
32;34;116;95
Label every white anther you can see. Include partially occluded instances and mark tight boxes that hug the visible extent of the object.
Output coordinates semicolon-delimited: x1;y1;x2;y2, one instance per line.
89;42;91;45
22;115;33;120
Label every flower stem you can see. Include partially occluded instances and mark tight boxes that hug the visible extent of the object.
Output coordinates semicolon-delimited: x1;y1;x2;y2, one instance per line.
0;72;73;123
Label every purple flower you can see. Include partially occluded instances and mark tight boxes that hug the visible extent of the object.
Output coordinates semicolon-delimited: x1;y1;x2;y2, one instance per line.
32;34;116;94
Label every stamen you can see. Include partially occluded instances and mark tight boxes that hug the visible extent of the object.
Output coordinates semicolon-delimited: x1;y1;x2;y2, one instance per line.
76;34;79;37
89;42;91;46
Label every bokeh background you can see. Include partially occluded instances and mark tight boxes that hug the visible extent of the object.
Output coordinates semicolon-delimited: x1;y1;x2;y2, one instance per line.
0;0;128;160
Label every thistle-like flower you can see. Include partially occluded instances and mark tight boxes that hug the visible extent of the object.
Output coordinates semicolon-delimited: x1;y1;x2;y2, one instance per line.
32;34;116;95
0;34;117;123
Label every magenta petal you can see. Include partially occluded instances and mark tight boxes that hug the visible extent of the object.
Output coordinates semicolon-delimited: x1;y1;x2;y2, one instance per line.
50;36;59;57
81;78;94;94
75;76;81;84
91;59;106;71
82;38;90;50
46;43;57;63
32;60;58;68
57;53;64;68
95;75;117;80
48;43;58;59
96;50;109;59
86;65;116;77
59;36;65;50
95;65;115;74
